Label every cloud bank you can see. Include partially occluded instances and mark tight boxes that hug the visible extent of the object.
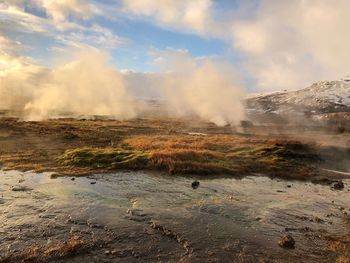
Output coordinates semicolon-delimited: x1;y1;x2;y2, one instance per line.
120;0;350;91
228;0;350;91
121;0;213;35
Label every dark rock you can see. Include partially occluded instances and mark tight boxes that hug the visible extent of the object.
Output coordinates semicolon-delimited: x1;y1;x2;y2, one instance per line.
240;120;254;128
11;186;32;192
311;177;334;185
332;181;344;190
191;181;200;189
278;235;295;249
90;181;96;185
71;177;75;181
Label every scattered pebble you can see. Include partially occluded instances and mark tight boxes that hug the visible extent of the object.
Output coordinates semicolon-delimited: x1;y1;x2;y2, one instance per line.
191;181;200;189
71;177;75;181
278;235;295;249
90;181;96;185
332;181;344;190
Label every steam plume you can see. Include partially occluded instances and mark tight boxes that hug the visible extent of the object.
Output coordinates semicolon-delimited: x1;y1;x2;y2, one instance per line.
156;50;245;126
0;48;245;126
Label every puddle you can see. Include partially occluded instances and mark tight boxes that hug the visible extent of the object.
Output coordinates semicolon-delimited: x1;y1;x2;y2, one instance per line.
0;170;349;262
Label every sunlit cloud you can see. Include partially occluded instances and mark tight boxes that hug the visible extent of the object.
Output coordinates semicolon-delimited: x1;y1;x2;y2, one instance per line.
1;0;350;93
32;0;101;22
120;0;214;35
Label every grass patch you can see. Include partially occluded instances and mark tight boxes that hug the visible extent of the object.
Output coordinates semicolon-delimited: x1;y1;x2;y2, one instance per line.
57;148;149;169
58;134;321;177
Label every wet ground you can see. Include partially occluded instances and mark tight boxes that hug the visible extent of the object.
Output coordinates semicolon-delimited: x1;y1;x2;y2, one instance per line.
0;170;349;262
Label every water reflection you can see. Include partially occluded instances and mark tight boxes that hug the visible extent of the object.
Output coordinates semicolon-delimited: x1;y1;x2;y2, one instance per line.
0;170;349;262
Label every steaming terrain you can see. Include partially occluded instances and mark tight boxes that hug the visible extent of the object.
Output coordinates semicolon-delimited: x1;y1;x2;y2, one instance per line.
2;1;350;262
0;115;349;262
0;80;349;262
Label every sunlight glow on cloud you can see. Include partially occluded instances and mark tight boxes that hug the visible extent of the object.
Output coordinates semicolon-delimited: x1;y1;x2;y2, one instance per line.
33;0;100;22
121;0;213;34
1;0;350;93
229;0;350;90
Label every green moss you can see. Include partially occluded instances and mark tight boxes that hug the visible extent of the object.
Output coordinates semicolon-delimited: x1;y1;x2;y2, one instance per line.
58;148;149;169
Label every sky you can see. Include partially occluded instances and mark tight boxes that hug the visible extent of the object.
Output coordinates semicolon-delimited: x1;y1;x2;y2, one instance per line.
1;0;350;94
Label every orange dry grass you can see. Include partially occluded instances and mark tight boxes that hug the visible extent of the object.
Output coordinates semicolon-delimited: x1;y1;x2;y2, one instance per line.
122;134;308;176
0;236;84;263
149;148;228;174
123;134;260;152
327;235;350;263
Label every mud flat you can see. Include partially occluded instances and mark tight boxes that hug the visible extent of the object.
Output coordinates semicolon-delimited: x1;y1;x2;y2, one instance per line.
0;170;349;262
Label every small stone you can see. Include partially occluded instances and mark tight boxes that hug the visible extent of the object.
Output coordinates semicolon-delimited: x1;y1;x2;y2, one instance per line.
191;181;200;189
11;186;32;192
90;181;96;185
71;177;75;181
332;181;344;190
278;235;295;249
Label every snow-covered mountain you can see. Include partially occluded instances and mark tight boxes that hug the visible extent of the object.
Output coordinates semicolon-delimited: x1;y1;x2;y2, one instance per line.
247;78;350;115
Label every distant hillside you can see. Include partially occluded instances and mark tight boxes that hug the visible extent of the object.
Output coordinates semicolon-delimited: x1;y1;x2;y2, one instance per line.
247;78;350;114
246;78;350;128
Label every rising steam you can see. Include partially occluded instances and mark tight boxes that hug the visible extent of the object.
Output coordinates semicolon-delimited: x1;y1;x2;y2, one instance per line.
25;51;137;120
157;50;245;126
0;49;245;125
0;50;137;120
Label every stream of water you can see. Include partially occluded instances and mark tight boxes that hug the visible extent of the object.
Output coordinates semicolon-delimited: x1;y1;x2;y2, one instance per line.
0;170;349;262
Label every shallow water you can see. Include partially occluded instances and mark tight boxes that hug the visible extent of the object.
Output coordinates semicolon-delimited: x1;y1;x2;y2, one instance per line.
0;170;349;262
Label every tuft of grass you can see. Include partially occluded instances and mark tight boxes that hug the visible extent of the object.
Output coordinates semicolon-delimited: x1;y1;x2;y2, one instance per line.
57;135;322;178
57;148;149;170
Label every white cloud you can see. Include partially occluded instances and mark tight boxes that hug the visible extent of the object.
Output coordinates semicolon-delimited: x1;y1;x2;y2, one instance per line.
2;0;350;94
0;1;124;55
55;24;125;50
0;51;46;109
121;0;213;34
32;0;100;22
0;35;22;52
229;0;350;90
118;0;350;91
